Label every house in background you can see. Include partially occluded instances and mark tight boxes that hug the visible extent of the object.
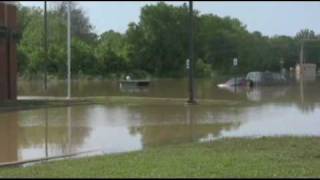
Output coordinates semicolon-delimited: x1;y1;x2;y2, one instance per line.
295;63;317;81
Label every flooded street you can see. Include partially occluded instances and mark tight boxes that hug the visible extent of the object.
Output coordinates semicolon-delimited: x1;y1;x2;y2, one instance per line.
1;78;320;164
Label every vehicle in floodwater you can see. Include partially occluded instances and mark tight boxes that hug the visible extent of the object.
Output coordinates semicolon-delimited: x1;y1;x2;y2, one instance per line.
246;71;287;86
119;80;150;87
217;77;247;88
218;71;287;88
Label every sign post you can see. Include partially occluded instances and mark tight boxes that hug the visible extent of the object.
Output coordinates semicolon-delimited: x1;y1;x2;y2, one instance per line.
233;58;238;67
233;58;238;93
186;59;190;70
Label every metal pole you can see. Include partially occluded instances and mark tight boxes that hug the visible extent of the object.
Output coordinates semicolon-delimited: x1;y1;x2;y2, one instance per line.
187;1;196;104
300;75;304;104
44;108;48;158
299;41;304;78
67;1;71;99
280;58;283;73
234;66;237;94
44;1;48;91
67;106;72;154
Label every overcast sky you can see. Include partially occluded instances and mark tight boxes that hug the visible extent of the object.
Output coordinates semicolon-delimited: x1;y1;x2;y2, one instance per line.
20;1;320;37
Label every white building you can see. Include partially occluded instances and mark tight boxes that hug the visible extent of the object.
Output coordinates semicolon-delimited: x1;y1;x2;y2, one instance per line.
296;63;317;81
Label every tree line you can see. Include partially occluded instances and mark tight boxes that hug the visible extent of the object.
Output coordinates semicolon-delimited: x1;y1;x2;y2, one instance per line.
16;2;320;79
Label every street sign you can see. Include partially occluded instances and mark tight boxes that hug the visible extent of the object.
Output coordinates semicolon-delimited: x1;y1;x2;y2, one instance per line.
186;59;190;69
233;58;238;66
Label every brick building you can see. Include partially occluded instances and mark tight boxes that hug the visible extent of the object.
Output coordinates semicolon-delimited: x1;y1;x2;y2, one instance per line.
0;2;18;101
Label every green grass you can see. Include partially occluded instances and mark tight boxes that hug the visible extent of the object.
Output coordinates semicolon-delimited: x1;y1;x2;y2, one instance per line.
0;99;97;112
92;96;244;106
1;137;320;178
0;96;244;112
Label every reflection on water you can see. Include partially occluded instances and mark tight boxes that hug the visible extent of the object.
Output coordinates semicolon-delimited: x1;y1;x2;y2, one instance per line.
0;113;18;163
119;83;149;93
246;86;289;102
0;78;320;164
219;105;320;138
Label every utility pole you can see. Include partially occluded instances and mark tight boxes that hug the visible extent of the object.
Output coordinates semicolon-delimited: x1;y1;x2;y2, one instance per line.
44;1;48;91
67;1;71;99
299;40;304;76
187;0;196;104
280;57;284;74
67;106;72;154
44;108;48;159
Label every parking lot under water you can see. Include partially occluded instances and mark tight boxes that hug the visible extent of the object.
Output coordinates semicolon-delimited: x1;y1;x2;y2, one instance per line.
1;78;320;164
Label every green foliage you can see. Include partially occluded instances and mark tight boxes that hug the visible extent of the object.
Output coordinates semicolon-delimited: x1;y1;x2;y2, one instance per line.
126;2;193;78
72;37;97;76
16;2;320;79
195;58;213;78
95;30;128;77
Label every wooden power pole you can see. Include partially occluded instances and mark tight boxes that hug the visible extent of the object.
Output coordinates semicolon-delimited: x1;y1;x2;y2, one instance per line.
187;1;196;104
44;0;48;91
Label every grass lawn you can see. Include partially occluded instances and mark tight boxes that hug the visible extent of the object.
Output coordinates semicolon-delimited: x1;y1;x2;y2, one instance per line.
0;99;96;112
0;96;244;112
0;137;320;178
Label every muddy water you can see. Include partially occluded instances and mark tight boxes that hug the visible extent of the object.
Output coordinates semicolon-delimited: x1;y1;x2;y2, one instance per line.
0;78;320;164
18;79;245;100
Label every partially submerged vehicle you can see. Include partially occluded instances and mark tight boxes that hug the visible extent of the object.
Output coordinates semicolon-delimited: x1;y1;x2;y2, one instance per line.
217;71;287;88
119;80;150;87
246;71;287;86
120;75;151;87
217;77;247;88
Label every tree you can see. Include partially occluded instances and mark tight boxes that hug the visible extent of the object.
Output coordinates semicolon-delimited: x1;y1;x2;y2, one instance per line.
126;2;200;77
72;37;98;76
51;1;94;43
295;29;316;40
95;30;128;77
17;2;97;78
295;29;320;64
269;35;299;69
16;2;320;79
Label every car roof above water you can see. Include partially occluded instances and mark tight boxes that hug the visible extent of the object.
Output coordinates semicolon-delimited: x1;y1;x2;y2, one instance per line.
246;72;263;79
246;71;286;83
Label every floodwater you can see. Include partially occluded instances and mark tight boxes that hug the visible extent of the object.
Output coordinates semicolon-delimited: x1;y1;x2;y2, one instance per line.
1;78;320;164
